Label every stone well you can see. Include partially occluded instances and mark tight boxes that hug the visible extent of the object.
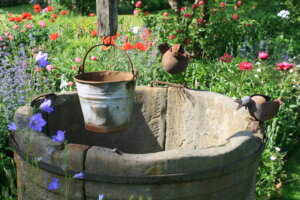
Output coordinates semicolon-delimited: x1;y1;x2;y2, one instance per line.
13;86;263;200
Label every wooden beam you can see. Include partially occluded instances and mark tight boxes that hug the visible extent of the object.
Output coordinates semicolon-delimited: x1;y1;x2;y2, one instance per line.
96;0;118;36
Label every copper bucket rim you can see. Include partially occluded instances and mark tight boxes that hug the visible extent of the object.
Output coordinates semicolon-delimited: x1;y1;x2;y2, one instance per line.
75;43;138;83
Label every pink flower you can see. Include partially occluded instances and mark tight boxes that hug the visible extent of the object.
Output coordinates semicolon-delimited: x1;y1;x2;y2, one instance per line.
13;25;19;29
192;4;198;10
35;67;41;72
197;18;205;24
234;6;238;10
169;34;175;40
71;66;76;70
26;24;32;30
0;37;3;41
46;65;54;71
233;14;238;20
258;52;269;60
75;57;81;63
239;61;253;71
68;81;74;87
163;12;169;16
38;21;46;27
220;53;233;63
237;1;242;7
91;56;97;61
199;1;205;5
277;62;294;70
135;1;142;8
220;2;226;9
183;13;191;18
8;35;14;40
180;7;187;12
133;9;139;16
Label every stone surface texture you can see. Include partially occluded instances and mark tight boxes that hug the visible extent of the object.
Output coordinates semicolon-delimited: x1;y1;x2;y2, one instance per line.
13;86;263;200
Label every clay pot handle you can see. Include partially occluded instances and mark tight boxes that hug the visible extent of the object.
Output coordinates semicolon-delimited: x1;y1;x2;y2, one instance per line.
170;44;182;57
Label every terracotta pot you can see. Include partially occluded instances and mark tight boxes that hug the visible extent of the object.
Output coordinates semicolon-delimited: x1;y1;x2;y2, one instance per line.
162;44;189;74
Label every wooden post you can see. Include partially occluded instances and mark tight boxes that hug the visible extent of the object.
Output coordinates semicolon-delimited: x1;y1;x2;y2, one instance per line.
96;0;118;36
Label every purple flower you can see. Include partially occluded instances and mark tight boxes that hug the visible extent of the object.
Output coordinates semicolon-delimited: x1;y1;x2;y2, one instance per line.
48;178;59;190
30;113;47;132
8;122;17;131
52;130;65;143
35;52;50;68
73;172;84;179
98;194;105;200
40;99;54;114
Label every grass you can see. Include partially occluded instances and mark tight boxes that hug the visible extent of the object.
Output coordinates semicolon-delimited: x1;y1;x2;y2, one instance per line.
279;147;300;199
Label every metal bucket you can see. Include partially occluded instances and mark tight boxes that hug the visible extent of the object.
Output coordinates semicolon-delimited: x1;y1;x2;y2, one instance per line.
74;44;138;133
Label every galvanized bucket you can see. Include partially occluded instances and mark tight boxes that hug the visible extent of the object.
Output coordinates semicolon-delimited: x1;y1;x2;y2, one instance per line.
74;44;138;133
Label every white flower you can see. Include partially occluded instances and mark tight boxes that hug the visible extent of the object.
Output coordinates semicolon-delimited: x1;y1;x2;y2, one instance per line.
277;10;290;19
131;26;141;33
255;62;261;65
256;68;262;72
275;147;281;151
35;52;48;62
290;69;293;73
270;156;276;161
60;74;69;92
254;74;259;78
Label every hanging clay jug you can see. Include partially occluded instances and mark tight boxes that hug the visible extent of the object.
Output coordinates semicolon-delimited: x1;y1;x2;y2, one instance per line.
162;44;189;74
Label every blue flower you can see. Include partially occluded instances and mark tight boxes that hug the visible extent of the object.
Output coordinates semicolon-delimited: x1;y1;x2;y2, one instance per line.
52;130;65;143
48;178;59;190
29;113;46;132
8;122;17;131
73;172;84;179
40;99;54;114
98;194;105;200
35;52;50;68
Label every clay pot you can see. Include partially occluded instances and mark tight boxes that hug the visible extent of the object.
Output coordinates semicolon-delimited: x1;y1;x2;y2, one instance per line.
162;44;189;74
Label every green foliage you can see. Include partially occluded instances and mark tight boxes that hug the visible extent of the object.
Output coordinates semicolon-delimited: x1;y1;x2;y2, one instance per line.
0;3;299;200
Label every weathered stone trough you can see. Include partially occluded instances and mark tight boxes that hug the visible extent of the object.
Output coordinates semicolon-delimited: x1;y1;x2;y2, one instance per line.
13;86;264;200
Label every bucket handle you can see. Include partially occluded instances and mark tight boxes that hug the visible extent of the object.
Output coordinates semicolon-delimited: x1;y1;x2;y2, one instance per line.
78;43;137;80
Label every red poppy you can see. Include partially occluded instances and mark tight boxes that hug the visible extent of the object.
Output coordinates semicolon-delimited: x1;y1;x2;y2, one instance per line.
90;13;95;17
33;4;41;9
9;17;15;21
34;8;41;13
21;12;32;19
49;33;59;40
169;34;175;39
102;36;115;45
52;13;58;18
144;11;149;15
239;61;252;71
26;17;32;20
134;42;147;51
15;17;22;22
91;30;97;36
122;42;134;50
111;32;120;40
61;10;67;15
47;6;54;12
50;18;56;23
